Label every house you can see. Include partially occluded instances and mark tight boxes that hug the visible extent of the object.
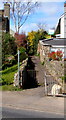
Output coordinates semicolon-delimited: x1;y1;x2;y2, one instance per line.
48;28;55;36
54;2;66;38
37;38;66;62
0;3;10;33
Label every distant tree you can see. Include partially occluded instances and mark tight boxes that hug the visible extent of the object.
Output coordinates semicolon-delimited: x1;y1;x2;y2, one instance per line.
14;32;27;49
37;22;47;31
27;30;48;55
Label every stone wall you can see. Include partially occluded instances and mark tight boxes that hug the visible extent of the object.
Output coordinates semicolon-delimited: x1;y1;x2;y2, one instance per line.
37;41;50;62
38;41;65;92
44;60;64;85
14;58;28;87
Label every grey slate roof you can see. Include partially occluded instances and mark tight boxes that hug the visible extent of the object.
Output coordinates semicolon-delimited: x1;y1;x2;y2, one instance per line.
42;38;66;46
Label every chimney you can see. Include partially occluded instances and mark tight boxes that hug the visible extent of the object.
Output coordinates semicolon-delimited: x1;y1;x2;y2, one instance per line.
4;3;10;20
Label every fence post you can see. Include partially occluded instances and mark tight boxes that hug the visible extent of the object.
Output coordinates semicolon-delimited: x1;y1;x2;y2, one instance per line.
44;72;47;95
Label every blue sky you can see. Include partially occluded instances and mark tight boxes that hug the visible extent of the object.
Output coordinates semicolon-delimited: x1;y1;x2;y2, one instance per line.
0;1;65;34
20;2;64;34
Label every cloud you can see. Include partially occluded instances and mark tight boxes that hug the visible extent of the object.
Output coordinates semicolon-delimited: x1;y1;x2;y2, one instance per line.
38;2;64;16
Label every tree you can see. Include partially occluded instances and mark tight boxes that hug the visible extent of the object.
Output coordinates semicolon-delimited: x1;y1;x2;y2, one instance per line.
2;32;17;63
15;32;27;49
4;0;39;33
3;0;39;87
37;22;47;31
27;31;37;54
27;30;48;55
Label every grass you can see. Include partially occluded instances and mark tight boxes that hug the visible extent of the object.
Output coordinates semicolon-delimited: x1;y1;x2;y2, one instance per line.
1;64;18;85
0;63;22;86
0;62;23;91
0;84;22;91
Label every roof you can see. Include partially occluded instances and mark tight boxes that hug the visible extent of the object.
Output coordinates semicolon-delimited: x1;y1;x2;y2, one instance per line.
41;38;66;46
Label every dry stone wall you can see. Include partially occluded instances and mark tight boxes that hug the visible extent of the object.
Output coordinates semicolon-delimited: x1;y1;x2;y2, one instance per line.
14;58;28;87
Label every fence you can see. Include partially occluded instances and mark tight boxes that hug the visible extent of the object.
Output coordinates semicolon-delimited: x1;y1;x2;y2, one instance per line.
44;72;61;96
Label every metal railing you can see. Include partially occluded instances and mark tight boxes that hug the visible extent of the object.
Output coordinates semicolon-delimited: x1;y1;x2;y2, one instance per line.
44;72;59;96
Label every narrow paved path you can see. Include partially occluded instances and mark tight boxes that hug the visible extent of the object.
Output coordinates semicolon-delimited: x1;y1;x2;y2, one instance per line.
31;56;58;94
31;56;45;84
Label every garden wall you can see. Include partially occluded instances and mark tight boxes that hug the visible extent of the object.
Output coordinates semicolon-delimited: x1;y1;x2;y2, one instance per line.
38;41;65;85
44;60;64;85
14;58;28;87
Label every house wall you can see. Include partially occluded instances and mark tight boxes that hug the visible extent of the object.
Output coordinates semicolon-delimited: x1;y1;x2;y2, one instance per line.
4;3;10;20
55;3;66;38
60;16;64;38
64;5;66;38
60;4;66;38
0;3;10;33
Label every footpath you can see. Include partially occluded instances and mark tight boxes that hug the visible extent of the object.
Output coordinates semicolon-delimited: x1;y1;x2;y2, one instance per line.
0;56;65;117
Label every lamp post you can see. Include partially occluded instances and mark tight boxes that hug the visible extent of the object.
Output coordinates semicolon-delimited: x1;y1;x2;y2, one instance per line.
15;33;20;87
18;49;20;87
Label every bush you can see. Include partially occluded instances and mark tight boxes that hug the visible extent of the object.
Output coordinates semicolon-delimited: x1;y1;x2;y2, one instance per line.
2;55;17;70
19;47;28;62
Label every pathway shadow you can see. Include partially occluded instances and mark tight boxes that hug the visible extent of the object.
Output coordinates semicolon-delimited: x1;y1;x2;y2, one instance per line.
22;56;38;89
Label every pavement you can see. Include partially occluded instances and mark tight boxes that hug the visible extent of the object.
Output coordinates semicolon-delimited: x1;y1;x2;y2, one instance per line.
0;87;64;116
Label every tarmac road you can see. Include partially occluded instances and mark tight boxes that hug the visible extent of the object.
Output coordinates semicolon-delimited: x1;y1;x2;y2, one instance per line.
2;107;64;119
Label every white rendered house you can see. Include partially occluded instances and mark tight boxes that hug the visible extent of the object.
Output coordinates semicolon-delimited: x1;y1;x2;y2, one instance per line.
55;2;66;38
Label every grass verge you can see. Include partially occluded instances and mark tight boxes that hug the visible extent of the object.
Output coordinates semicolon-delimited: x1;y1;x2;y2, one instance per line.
0;85;22;91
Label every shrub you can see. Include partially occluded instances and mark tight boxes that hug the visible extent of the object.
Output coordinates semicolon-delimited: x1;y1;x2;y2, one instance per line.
2;55;17;70
19;47;28;62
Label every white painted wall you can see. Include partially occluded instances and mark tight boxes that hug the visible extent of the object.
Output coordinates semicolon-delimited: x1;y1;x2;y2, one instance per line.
64;6;66;38
60;6;66;38
60;16;64;38
56;5;66;38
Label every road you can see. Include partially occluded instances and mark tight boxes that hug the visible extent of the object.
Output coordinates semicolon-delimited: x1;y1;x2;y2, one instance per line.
2;107;64;119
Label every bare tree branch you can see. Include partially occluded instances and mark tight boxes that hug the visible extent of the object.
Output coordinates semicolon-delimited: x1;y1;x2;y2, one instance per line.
3;0;39;33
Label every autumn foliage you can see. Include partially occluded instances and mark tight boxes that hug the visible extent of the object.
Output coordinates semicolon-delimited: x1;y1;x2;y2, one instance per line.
15;33;27;48
48;50;63;60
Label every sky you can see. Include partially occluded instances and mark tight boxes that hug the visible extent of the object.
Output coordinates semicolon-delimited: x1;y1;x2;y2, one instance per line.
0;0;65;35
